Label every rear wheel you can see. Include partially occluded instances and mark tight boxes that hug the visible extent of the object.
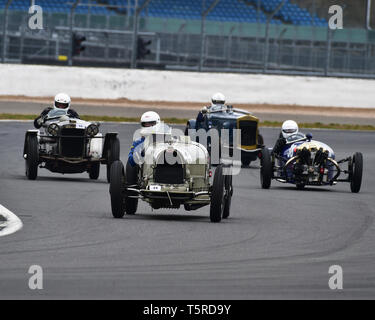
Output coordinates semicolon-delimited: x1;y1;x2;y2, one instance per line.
350;152;363;193
222;169;233;219
260;147;272;189
106;137;120;183
88;162;100;180
25;135;39;180
210;164;225;223
110;160;125;218
124;161;138;215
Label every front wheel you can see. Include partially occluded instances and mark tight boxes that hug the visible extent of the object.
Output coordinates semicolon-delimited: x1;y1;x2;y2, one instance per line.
88;162;100;180
241;158;251;167
106;137;120;183
110;160;125;218
258;134;264;146
296;182;305;190
124;161;138;215
350;152;363;193
25;135;39;180
210;164;225;223
260;147;272;189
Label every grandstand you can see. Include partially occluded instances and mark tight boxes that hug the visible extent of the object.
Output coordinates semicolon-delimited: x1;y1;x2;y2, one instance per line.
0;0;327;26
0;0;373;77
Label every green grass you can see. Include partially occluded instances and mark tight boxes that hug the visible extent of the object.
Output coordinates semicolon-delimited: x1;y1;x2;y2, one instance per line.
1;113;374;131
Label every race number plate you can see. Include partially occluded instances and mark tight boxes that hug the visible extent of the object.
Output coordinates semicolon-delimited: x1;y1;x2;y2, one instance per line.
149;185;162;191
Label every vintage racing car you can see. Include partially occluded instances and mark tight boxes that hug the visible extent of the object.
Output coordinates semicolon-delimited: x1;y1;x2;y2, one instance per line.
23;108;120;181
259;132;363;193
185;105;264;166
109;124;233;223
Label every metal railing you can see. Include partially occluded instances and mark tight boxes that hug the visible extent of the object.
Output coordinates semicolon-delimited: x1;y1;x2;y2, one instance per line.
1;0;375;78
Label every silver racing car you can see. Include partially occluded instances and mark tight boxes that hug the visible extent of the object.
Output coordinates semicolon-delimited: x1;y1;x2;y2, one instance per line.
23;109;120;181
109;124;233;223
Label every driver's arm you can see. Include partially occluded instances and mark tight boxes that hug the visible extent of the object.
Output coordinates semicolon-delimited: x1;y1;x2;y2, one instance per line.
272;136;286;155
128;138;145;167
34;107;52;129
68;109;80;119
196;111;204;123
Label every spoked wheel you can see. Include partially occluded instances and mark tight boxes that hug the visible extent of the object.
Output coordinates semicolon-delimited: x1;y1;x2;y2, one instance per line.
88;162;100;180
260;147;272;189
124;161;138;215
110;160;125;218
350;152;363;193
106;137;120;183
222;167;233;219
210;164;225;223
25;135;39;180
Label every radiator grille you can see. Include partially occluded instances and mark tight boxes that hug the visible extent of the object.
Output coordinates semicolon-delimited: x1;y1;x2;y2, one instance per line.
154;164;184;184
238;120;257;146
60;128;85;158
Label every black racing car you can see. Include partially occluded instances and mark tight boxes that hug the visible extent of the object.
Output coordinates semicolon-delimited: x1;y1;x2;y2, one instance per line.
185;105;264;166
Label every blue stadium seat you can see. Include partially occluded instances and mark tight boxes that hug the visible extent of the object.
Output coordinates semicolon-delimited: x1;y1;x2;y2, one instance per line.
0;0;327;26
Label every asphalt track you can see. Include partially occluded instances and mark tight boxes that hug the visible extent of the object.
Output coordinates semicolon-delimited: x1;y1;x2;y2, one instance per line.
0;121;375;299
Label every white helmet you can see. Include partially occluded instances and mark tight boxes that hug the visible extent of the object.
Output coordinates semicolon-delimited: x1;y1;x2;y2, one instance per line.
211;92;225;107
282;120;299;139
54;93;71;110
140;111;160;128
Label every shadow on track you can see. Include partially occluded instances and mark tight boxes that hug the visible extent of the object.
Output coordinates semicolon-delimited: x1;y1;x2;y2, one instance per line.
270;185;334;192
10;174;109;184
109;213;212;223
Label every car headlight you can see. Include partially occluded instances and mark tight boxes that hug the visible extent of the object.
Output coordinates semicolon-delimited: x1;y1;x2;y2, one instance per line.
86;124;99;137
47;123;59;136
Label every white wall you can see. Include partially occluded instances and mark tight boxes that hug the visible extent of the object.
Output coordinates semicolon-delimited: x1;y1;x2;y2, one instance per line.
1;64;374;108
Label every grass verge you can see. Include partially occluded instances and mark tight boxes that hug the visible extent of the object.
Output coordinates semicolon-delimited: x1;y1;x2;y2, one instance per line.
1;113;374;131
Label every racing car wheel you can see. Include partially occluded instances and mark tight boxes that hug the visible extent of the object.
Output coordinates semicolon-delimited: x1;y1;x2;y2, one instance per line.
25;135;39;180
350;152;363;193
260;147;272;189
210;164;225;223
106;137;120;183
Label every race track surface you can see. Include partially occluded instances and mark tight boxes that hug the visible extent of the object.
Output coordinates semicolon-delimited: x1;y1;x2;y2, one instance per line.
0;122;374;299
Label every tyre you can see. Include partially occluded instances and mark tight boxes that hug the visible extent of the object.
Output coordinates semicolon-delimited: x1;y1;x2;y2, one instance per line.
88;162;100;180
350;152;363;193
222;170;233;219
124;161;138;215
106;137;120;183
210;164;225;223
110;160;125;218
25;135;39;180
241;158;251;167
296;183;305;190
260;147;272;189
258;134;264;146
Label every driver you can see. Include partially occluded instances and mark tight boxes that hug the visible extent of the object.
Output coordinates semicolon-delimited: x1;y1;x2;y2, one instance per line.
196;92;226;127
128;111;161;167
33;93;80;129
272;120;299;156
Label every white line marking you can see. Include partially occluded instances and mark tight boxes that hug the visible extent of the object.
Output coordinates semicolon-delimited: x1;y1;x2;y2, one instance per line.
0;204;23;237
